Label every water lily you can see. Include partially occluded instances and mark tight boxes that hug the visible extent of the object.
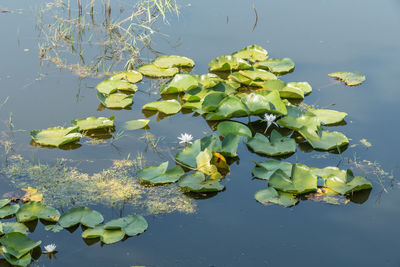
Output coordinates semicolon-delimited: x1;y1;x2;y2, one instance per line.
44;244;57;253
177;133;193;145
263;113;277;133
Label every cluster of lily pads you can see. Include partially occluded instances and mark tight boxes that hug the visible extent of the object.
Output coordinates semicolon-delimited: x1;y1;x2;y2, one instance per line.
0;197;148;266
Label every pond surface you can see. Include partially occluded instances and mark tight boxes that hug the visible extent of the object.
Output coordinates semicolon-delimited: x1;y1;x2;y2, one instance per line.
1;0;400;266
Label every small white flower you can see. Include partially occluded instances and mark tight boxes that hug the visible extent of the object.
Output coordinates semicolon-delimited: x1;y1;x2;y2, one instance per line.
177;133;193;145
44;244;57;253
262;113;277;129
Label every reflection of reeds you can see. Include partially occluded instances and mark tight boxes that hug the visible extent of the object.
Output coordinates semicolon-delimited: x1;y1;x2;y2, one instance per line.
37;0;179;77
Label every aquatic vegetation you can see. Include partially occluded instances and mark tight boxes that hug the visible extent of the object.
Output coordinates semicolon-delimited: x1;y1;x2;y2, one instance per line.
122;119;150;131
328;71;366;86
30;126;82;147
247;131;296;157
138;162;185;185
137;64;179;78
177;133;194;145
142;99;182;115
153;55;195;69
71;116;115;131
254;57;295;75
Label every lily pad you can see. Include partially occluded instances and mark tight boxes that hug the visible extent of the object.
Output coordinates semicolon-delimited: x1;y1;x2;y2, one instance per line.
82;225;125;244
0;222;29;235
277;105;320;132
0;199;10;208
229;69;277;86
286;82;312;95
16;202;60;223
196;149;218;175
138;161;185;185
201;92;228;112
328;71;366;86
247;131;296;157
160;74;198;94
209;56;251;72
241;91;287;115
255;187;298;207
71;116;115;131
0;232;41;259
110;70;143;83
268;163;318;194
30;126;82;147
97;92;133;109
121;119;150;130
196;73;224;88
325;170;372;195
252;160;293;180
96;79;138;95
232;45;268;62
2;251;32;267
136;64;179;78
175;139;202;169
142;99;181;115
217;121;252;139
58;206;104;228
178;171;224;193
0;204;19;219
205;95;247;120
310;108;348;126
254;58;295;75
299;129;349;151
104;214;148;236
153;55;195;69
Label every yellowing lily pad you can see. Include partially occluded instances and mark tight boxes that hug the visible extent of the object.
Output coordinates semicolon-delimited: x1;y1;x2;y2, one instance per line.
71;116;115;131
136;64;179;78
30;126;82;147
96;79;138;95
232;44;268;62
97;92;133;109
229;69;277;86
153;55;195;69
328;71;366;86
209;56;251;72
110;70;143;83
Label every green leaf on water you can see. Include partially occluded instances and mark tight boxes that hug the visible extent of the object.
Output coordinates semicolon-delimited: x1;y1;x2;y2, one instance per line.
142;99;181;115
178;171;224;193
110;70;143;83
247;130;296;157
325;170;372;195
217;121;252;139
153;55;195;69
44;224;64;233
30;126;82;147
138;161;185;185
0;222;29;235
104;214;148;236
2;250;32;267
0;232;41;259
96;79;138;95
208;56;251;72
254;58;295;75
16;201;60;223
82;225;125;244
58;206;104;228
160;74;198;94
0;199;10;208
0;204;19;219
240;91;287;115
252;160;293;180
205;95;247;120
229;69;277;86
328;71;366;86
232;44;269;62
121;119;150;130
195;73;224;88
71;116;115;131
97;92;133;109
309;108;347;126
255;187;298;207
136;64;179;78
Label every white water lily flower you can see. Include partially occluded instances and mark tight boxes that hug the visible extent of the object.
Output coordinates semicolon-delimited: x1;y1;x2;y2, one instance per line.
44;244;57;253
263;113;277;129
177;133;193;145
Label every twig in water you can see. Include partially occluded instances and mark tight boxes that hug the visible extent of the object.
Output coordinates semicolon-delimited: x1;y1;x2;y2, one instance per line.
252;4;258;32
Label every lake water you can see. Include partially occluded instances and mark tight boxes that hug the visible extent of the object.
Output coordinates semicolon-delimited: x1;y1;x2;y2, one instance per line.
1;0;400;266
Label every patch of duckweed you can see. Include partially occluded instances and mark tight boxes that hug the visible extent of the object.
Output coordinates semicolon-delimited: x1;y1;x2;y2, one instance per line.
1;155;196;215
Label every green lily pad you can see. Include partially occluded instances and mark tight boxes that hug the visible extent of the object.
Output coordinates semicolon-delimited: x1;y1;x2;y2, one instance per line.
0;204;19;219
121;119;150;130
196;73;224;88
287;82;312;95
182;86;209;102
58;206;104;228
277;105;320;132
325;170;372;195
299;129;349;151
142;99;181;115
71;116;115;131
178;171;224;193
0;232;41;259
82;225;125;244
2;250;32;267
209;56;251;72
279;84;304;99
255;187;298;207
229;69;277;86
328;71;366;86
104;214;148;236
136;64;179;78
138;161;185;185
247;131;296;157
232;44;268;62
175;139;202;169
96;79;138;95
205;95;247;120
310;108;348;126
0;222;29;235
252;160;293;180
240;91;287;115
44;224;64;233
0;199;10;208
30;126;82;147
201;92;228;112
220;134;242;157
153;55;195;69
160;74;198;94
260;79;287;91
254;58;295;75
268;163;317;194
110;70;143;83
16;202;60;223
217;121;252;139
97;92;133;109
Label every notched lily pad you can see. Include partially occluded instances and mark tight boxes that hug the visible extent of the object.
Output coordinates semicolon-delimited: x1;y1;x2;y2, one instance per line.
232;45;268;62
96;79;138;95
121;119;150;130
325;170;372;195
252;160;293;180
136;64;179;78
97;92;133;109
255;187;298;207
310;108;347;126
71;116;115;131
0;232;41;259
16;201;60;223
30;126;82;147
153;55;195;69
142;99;181;115
0;222;29;235
0;203;19;219
82;225;125;244
217;121;252;139
138;161;185;185
247;130;296;157
254;58;295;75
110;70;143;83
58;206;104;228
178;171;224;193
241;91;287;115
328;71;366;86
104;214;148;236
229;69;277;86
160;74;198;94
209;56;251;72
